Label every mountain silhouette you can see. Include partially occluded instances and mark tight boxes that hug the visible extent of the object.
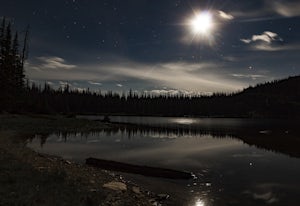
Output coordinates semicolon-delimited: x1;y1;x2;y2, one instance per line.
229;76;300;118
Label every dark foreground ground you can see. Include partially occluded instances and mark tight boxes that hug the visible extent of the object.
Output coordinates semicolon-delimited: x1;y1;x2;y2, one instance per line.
0;115;153;206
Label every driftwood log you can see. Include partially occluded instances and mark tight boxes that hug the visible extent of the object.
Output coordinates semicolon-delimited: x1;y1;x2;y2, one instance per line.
86;157;192;179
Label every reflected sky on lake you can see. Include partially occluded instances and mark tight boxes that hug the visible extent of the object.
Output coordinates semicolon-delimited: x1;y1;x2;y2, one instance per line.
172;118;198;125
31;132;244;170
194;198;205;206
27;117;300;205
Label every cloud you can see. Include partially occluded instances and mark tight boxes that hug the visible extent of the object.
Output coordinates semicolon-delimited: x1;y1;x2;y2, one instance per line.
218;11;234;20
271;0;300;17
30;56;77;70
46;81;54;85
222;56;239;62
59;81;70;86
231;74;266;80
252;44;281;52
239;31;294;51
240;39;252;44
26;56;247;93
253;43;300;51
241;31;281;44
143;89;205;96
103;62;245;92
252;31;280;43
231;0;300;22
88;81;102;86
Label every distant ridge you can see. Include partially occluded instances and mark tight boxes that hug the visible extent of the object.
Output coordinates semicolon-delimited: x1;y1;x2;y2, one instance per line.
241;75;300;97
230;75;300;118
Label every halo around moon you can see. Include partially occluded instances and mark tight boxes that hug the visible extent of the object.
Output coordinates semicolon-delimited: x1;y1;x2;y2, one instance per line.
182;9;233;46
190;11;214;36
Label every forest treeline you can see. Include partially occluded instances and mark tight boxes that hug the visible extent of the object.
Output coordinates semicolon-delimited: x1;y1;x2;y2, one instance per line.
24;76;300;118
1;20;300;118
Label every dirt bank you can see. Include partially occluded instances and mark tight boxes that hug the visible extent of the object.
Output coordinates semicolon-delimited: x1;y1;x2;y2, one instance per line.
0;115;153;206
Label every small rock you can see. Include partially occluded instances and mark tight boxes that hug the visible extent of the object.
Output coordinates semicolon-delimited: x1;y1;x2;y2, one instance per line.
65;160;72;165
157;194;170;200
108;172;116;177
149;198;157;205
46;157;54;162
103;181;127;191
259;130;271;134
132;186;141;194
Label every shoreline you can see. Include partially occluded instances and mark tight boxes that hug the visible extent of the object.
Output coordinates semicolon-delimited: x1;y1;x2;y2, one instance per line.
0;115;157;206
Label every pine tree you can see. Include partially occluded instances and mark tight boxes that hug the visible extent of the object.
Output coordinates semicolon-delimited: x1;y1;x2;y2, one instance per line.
0;18;5;110
0;18;5;63
21;25;29;69
12;32;24;91
0;19;28;112
0;18;5;91
0;22;12;101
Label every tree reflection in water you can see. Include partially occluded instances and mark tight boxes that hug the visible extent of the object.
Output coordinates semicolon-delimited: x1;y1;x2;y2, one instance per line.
26;118;300;206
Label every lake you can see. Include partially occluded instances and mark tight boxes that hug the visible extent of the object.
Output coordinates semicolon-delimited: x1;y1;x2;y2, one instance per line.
27;116;300;205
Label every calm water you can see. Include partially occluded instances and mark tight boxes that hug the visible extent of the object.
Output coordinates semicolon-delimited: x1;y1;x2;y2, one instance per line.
27;116;300;206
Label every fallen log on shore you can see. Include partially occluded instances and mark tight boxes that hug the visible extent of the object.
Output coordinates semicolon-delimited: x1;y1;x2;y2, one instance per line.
86;157;192;179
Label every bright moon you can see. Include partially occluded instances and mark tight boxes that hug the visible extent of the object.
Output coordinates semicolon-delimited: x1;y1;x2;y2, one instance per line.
190;11;213;35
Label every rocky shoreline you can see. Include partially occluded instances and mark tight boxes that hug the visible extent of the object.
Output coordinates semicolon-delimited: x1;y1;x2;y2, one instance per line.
0;115;167;206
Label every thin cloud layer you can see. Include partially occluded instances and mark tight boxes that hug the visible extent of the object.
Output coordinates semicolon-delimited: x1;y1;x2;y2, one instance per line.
231;74;266;80
218;11;234;20
30;56;77;70
232;0;300;22
26;56;248;93
270;0;300;17
88;81;102;86
143;89;208;96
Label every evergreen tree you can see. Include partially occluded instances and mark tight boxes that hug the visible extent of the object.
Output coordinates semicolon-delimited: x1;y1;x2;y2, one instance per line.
0;19;28;112
21;25;29;69
12;32;25;91
0;18;5;95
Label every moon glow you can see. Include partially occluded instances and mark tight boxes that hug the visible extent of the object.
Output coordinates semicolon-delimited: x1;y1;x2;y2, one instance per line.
190;11;213;36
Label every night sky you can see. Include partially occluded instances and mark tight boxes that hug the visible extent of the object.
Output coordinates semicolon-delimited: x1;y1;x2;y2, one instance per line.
1;0;300;94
